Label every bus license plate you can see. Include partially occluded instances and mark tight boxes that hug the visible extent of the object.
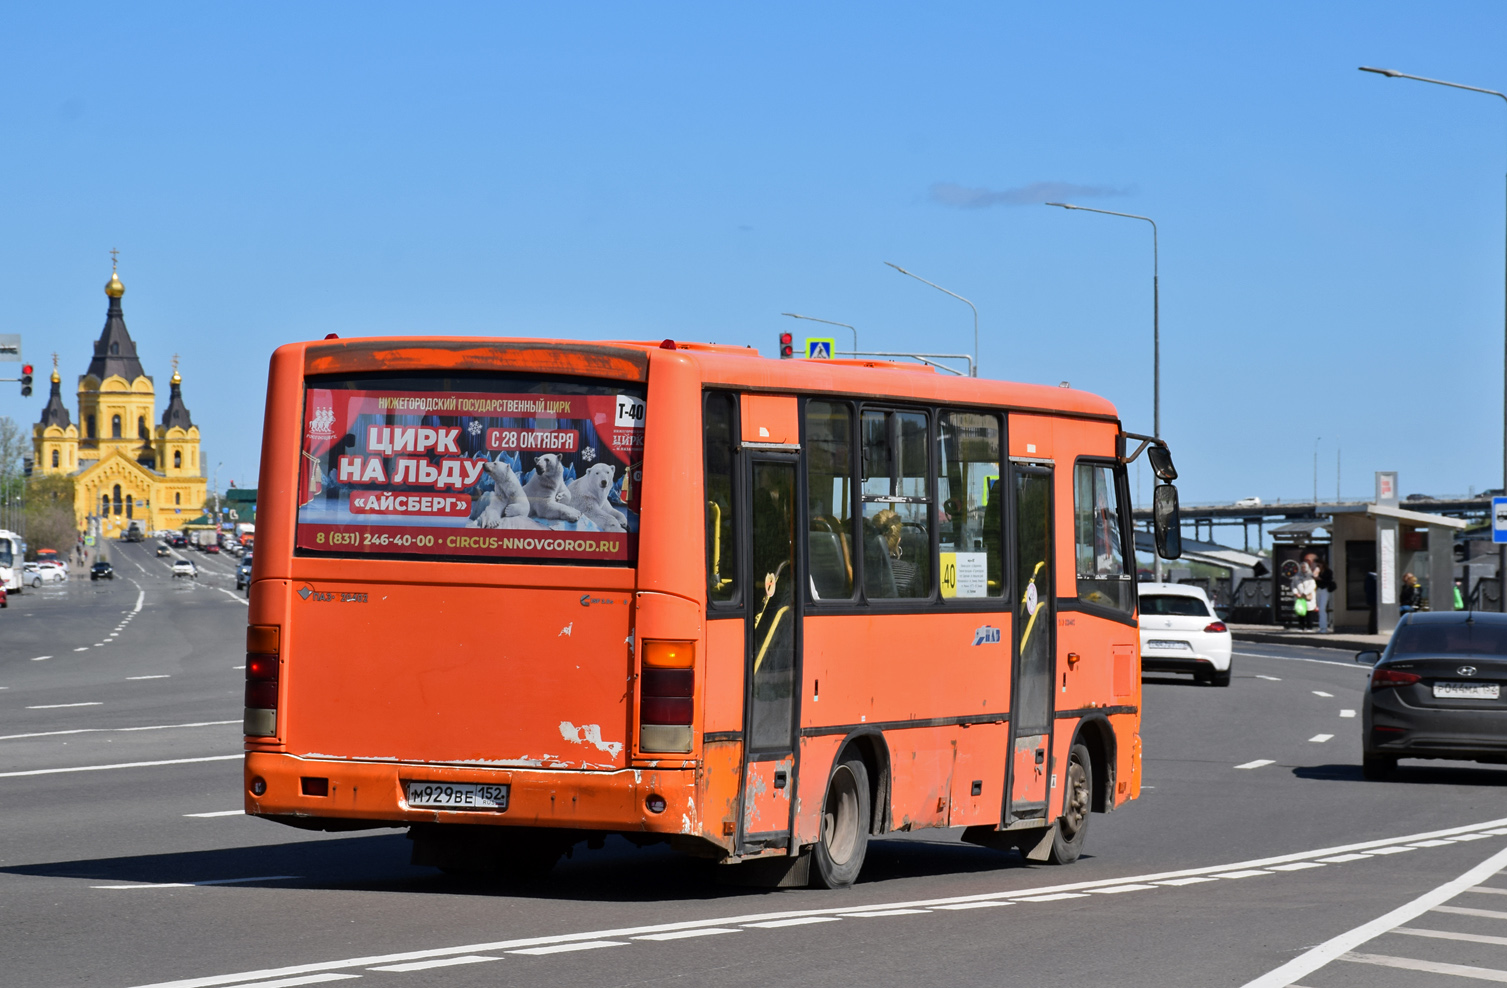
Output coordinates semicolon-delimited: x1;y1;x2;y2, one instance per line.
1433;682;1500;700
404;782;509;811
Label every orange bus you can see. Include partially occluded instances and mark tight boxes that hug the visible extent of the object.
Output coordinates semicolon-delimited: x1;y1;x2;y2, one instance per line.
243;336;1182;887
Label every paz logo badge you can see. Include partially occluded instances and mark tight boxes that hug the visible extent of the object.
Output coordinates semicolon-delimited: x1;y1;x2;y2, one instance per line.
972;626;1002;646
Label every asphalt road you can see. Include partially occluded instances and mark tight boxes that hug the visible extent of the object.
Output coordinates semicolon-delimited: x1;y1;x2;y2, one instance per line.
5;542;1507;987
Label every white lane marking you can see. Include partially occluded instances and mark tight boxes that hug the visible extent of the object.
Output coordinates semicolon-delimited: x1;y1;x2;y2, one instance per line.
216;587;250;606
1410;839;1455;847
122;817;1507;988
0;720;238;742
509;942;625;955
933;901;1011;910
0;753;241;778
184;810;244;818
74;647;89;652
745;917;844;929
1270;862;1325;872
1236;759;1275;769
109;633;119;638
1238;842;1507;988
1233;651;1368;669
133;588;145;613
1365;846;1414;856
1309;734;1333;743
369;956;499;972
208;978;355;988
1340;709;1355;718
1341;952;1507;983
1092;884;1157;894
94;875;299;889
1396;926;1507;946
1256;675;1281;681
128;675;171;681
1486;828;1507;836
27;702;103;709
1016;892;1089;902
1471;886;1507;896
1312;691;1334;698
1213;870;1272;879
840;908;930;917
1318;853;1372;863
1452;833;1494;841
30;656;51;662
633;929;740;941
1435;904;1507;920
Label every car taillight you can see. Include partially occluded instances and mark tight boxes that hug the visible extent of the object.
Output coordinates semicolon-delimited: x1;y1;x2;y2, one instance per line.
244;624;280;736
1371;667;1421;691
1204;621;1228;633
640;640;694;753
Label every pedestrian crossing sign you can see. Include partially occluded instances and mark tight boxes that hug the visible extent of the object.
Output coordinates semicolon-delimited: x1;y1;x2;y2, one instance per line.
806;338;835;360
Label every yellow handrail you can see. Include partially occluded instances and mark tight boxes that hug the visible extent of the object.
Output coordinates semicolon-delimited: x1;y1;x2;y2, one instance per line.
1018;559;1047;652
753;605;790;674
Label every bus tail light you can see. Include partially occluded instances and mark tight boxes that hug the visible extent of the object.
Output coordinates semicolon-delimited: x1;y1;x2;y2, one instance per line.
244;624;281;736
1371;668;1421;691
640;640;694;753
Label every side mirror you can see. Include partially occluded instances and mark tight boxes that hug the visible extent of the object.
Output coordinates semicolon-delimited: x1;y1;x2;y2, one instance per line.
1153;484;1182;560
1355;650;1381;664
1147;445;1178;481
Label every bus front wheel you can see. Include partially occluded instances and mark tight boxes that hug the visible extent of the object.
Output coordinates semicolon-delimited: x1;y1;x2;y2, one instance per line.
1045;743;1093;865
811;755;870;889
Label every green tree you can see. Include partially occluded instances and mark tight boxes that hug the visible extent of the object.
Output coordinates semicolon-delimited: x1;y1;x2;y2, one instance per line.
24;474;77;560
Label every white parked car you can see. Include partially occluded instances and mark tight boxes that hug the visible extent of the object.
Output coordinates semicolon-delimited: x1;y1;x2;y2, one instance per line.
1138;583;1232;687
1233;496;1262;508
24;561;67;587
171;558;198;579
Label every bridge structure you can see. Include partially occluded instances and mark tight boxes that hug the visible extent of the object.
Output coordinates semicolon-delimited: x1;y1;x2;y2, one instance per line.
1131;495;1490;552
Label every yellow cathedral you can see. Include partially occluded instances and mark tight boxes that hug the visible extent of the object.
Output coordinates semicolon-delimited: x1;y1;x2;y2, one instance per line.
33;264;207;538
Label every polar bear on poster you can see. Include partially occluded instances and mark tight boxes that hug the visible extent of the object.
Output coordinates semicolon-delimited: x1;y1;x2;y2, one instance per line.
568;463;627;533
524;453;581;523
468;459;534;529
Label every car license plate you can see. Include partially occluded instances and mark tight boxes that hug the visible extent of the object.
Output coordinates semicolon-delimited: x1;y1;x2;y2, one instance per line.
1146;639;1192;651
404;781;509;810
1433;682;1500;700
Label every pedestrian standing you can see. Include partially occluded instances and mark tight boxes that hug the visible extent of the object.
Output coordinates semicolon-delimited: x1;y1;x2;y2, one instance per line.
1292;555;1318;631
1313;555;1337;633
1400;572;1421;615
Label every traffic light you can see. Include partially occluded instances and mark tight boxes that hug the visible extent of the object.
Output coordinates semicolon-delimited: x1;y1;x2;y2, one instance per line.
778;332;794;359
19;364;31;397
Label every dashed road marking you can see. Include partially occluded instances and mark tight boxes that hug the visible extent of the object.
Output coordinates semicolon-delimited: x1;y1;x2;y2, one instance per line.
1309;734;1333;743
746;917;842;929
1256;675;1281;681
1340;709;1356;718
0;753;241;779
184;810;244;818
127;675;171;680
510;942;625;955
840;908;931;917
1236;759;1275;769
73;647;89;652
30;656;51;662
634;929;740;941
93;875;299;890
370;956;499;972
27;702;103;709
1312;691;1334;698
1213;870;1272;879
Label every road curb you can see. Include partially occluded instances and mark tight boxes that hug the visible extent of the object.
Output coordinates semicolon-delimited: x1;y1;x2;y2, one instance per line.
1232;630;1380;653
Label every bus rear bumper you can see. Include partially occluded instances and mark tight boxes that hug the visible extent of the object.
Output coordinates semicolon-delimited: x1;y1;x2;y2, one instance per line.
243;752;698;834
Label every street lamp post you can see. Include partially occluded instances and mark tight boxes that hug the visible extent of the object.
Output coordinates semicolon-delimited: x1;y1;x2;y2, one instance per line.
781;313;857;355
883;262;979;376
1047;202;1163;581
1360;65;1507;610
1045;202;1160;439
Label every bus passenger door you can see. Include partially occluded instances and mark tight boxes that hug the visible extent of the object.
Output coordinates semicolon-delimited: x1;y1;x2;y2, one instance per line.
1006;465;1054;826
738;455;800;852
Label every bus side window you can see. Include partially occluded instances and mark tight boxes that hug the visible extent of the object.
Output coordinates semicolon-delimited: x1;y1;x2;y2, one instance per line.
1073;461;1133;613
860;409;931;599
705;392;738;604
806;401;855;601
937;410;1003;598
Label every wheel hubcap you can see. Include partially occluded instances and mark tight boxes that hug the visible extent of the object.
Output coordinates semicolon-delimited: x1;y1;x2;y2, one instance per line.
822;766;860;864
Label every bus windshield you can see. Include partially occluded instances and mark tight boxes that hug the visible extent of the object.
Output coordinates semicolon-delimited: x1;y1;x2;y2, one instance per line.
296;373;645;564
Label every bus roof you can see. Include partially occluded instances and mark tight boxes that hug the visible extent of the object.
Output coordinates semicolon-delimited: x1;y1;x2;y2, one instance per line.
294;336;1121;422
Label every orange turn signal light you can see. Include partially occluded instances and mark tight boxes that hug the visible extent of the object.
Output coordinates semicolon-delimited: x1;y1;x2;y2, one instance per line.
247;625;280;655
642;640;694;669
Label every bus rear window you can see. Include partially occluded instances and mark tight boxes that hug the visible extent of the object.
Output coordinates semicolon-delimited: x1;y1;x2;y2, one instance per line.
296;374;645;564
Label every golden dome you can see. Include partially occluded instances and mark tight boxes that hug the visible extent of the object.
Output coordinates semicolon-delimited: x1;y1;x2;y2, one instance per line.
105;269;125;298
51;367;60;384
171;367;181;384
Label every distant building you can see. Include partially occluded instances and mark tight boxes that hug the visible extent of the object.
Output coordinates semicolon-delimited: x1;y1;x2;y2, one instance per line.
32;263;208;537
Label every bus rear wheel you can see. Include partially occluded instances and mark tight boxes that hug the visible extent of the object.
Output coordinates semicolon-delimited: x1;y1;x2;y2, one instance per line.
811;755;870;889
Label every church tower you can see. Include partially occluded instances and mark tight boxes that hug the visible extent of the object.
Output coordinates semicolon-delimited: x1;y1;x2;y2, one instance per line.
34;355;79;475
155;356;202;479
77;262;158;471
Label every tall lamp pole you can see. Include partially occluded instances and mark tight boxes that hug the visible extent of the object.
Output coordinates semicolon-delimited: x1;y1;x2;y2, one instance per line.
1047;202;1163;581
883;262;979;376
781;313;857;354
1360;65;1507;610
1045;202;1160;439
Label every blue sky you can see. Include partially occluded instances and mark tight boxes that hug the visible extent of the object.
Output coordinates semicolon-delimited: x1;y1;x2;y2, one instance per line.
3;2;1505;506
